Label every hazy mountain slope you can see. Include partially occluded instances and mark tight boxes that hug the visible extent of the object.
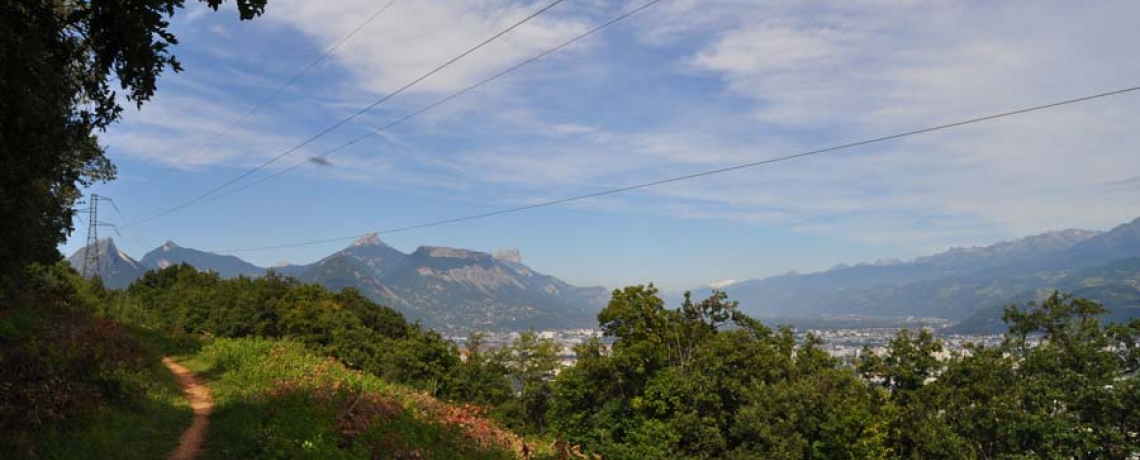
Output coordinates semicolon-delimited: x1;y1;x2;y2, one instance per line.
140;241;265;278
332;232;407;277
376;246;606;332
873;219;1140;320
66;238;145;289
269;263;310;277
67;234;605;332
291;233;405;297
700;220;1140;322
951;257;1140;333
289;237;606;332
297;254;398;301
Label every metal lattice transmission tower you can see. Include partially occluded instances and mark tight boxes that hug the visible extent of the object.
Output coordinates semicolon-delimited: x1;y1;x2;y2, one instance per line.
80;194;121;279
82;195;101;278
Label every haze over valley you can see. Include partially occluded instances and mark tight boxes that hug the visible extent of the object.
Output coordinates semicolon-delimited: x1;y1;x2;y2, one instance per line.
9;0;1140;458
69;216;1140;334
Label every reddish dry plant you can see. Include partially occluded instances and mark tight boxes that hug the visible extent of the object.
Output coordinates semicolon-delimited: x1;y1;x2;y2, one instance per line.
546;439;600;460
258;356;585;460
336;393;404;444
0;305;149;432
404;392;532;457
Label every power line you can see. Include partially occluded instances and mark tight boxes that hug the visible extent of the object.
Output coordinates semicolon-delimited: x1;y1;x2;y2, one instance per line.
138;0;401;188
153;0;669;210
215;84;1140;254
79;195;125;278
126;0;567;227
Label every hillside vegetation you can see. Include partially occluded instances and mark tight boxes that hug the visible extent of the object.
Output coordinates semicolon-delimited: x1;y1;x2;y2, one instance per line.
0;266;191;459
700;219;1140;327
182;337;534;460
0;264;561;460
67;235;608;332
4;262;1140;459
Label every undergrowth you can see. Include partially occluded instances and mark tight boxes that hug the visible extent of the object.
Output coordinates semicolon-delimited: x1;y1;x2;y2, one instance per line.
0;267;192;460
184;337;571;460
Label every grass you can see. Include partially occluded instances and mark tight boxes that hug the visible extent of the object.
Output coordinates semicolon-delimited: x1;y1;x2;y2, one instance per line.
1;284;561;460
16;359;192;460
179;337;532;460
0;304;193;460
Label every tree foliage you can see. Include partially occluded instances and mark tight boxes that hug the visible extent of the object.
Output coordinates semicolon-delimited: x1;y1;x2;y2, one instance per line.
25;262;1140;459
550;285;889;460
0;0;267;302
99;264;459;394
550;287;1140;460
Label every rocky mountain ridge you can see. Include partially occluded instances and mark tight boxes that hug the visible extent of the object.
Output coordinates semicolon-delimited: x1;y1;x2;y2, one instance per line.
68;234;606;332
692;218;1140;330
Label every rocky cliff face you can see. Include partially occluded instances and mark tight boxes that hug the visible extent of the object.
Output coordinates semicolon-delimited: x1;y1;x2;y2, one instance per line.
71;234;607;333
67;238;145;289
373;246;606;332
140;240;265;278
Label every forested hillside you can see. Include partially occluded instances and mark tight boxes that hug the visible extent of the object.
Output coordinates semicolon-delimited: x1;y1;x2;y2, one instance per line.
68;235;608;333
701;218;1140;327
5;263;1138;459
4;0;1140;458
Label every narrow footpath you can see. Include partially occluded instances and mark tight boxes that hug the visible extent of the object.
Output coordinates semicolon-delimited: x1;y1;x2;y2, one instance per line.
162;357;213;460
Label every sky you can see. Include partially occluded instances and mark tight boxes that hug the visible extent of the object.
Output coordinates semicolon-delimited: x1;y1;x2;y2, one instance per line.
63;0;1140;292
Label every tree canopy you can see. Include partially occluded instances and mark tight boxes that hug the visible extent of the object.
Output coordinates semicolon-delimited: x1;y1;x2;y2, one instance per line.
0;0;268;302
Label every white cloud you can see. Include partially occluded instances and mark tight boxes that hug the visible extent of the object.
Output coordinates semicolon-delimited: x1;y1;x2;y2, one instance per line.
267;0;592;95
109;0;1140;260
708;278;738;289
583;0;1140;247
104;90;301;169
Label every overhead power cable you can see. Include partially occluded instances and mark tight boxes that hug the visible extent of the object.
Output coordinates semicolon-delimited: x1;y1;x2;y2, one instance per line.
126;0;567;227
215;84;1140;254
139;0;402;188
194;0;669;207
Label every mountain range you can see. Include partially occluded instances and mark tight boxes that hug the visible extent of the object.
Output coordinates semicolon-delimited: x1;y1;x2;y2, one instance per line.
67;234;608;333
68;216;1140;334
692;217;1140;333
66;238;146;289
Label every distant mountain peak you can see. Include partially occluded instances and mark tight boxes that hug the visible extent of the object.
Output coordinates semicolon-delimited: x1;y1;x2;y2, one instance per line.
92;237;132;262
67;237;144;288
420;246;484;260
708;279;738;289
376;245;605;332
351;232;384;248
92;237;113;251
914;228;1100;266
140;242;265;278
493;249;522;264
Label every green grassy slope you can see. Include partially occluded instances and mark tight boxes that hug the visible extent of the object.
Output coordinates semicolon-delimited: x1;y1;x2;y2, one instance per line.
178;337;536;460
0;304;192;460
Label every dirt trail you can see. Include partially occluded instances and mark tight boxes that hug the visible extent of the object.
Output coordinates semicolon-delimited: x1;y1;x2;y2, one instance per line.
163;357;213;460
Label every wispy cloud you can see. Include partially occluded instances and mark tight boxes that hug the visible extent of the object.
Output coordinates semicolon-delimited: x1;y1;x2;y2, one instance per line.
267;0;593;95
105;0;1140;263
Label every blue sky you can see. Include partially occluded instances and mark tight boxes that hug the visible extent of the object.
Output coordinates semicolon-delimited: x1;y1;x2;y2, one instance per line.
64;0;1140;291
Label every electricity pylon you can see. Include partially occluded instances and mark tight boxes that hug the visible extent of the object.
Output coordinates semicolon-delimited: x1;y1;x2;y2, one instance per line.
79;194;120;279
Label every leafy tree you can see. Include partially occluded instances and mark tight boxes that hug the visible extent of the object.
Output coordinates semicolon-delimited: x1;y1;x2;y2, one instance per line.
994;292;1139;459
865;292;1140;459
0;0;267;302
858;328;943;396
446;333;513;407
550;285;890;460
494;331;561;433
111;265;460;393
548;337;628;449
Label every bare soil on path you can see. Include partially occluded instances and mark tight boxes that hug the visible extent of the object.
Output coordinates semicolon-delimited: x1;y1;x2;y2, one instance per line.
162;357;213;460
